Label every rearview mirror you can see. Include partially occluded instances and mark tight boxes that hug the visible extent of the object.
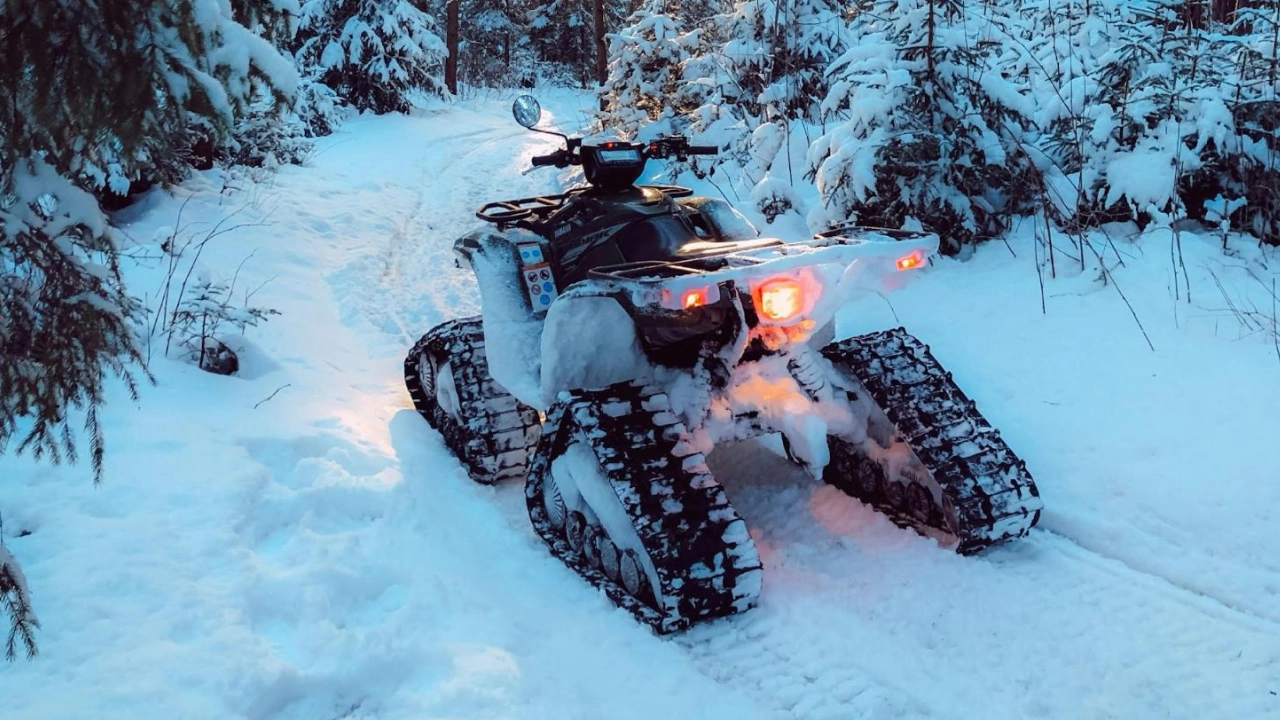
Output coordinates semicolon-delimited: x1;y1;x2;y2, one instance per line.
513;95;542;129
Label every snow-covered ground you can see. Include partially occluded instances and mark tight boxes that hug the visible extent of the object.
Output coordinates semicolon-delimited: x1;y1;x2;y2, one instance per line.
2;91;1278;719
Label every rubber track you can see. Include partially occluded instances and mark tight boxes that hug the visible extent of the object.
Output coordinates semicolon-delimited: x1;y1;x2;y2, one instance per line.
404;316;541;484
526;381;763;634
822;327;1042;553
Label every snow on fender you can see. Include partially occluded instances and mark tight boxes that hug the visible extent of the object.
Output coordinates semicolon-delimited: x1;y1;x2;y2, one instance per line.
538;290;653;408
829;229;939;301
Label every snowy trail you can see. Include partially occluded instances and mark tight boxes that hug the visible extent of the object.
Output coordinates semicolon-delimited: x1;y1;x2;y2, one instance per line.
3;94;1277;720
683;442;1279;719
337;99;1278;718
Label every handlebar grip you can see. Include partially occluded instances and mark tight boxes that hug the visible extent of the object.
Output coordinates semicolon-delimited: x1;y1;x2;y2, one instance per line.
531;154;559;167
686;145;718;155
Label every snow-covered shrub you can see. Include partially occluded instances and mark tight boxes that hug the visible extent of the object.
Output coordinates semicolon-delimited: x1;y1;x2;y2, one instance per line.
169;280;280;376
809;0;1039;251
293;73;350;137
224;97;315;169
1032;1;1227;230
1213;3;1280;243
295;0;447;113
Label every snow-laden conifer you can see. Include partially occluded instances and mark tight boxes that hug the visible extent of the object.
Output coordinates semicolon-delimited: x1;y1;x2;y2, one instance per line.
1;0;298;660
295;0;447;113
1216;2;1280;242
0;0;298;196
601;0;698;132
809;0;1039;250
719;0;846;122
528;0;597;85
0;541;38;661
458;0;526;87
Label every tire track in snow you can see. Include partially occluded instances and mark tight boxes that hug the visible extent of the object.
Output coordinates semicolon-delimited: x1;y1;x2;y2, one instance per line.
689;439;1279;720
327;116;562;353
1032;529;1280;634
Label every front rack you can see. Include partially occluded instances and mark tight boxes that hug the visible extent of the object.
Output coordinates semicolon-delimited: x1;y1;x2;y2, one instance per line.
475;185;695;225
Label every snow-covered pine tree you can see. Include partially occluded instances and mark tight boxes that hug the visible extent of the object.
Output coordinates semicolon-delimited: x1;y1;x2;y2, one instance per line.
719;0;847;122
1023;0;1117;226
220;0;319;167
1;0;299;476
528;0;629;87
809;0;1039;251
1217;1;1280;242
1;0;297;660
295;0;447;113
601;0;698;132
1034;0;1229;230
293;71;350;137
0;0;298;198
457;0;525;87
529;0;598;86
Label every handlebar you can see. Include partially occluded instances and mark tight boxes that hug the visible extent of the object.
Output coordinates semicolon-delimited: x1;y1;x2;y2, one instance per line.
526;135;717;171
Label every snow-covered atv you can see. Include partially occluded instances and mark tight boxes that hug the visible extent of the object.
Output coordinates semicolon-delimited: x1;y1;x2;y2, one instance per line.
404;95;1042;633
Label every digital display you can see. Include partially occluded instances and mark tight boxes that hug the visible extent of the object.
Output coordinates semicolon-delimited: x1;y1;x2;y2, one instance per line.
598;148;641;164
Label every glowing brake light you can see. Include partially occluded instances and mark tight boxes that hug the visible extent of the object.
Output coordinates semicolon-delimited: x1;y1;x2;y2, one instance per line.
756;278;804;322
682;287;709;309
896;249;926;271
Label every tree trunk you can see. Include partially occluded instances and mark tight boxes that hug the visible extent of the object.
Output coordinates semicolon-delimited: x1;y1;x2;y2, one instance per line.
446;0;459;95
593;0;607;85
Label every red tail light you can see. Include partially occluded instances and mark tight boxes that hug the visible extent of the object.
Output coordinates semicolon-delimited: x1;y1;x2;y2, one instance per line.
896;249;926;271
756;278;804;322
682;287;709;309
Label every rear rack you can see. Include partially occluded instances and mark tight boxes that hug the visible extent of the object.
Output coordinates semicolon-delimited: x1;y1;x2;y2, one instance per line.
588;241;783;281
586;226;938;283
815;225;924;241
476;185;694;225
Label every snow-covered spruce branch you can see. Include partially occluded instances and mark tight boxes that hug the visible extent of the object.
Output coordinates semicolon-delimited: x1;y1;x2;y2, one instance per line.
0;160;149;483
294;0;447;113
0;541;38;662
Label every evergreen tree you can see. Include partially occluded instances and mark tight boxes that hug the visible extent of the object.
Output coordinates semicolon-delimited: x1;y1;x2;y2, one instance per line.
0;0;298;197
1;0;297;660
528;0;629;86
719;0;847;122
601;0;699;131
295;0;448;113
529;0;600;85
1216;1;1280;241
458;0;526;86
809;0;1039;250
1033;1;1221;227
1;541;37;661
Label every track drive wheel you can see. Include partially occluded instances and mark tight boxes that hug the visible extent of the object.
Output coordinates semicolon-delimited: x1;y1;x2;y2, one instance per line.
404;316;541;484
526;382;763;633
